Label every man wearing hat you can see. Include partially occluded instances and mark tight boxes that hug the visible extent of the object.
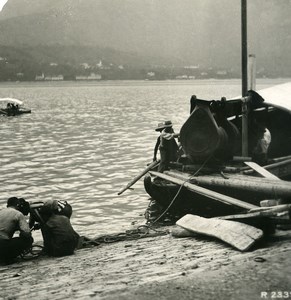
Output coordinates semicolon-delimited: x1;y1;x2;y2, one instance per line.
0;197;33;264
153;120;179;172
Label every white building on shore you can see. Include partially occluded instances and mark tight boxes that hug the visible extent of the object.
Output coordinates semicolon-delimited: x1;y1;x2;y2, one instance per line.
75;73;102;80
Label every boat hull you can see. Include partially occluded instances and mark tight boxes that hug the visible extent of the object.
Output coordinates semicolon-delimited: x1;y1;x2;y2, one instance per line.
144;174;245;220
0;109;31;116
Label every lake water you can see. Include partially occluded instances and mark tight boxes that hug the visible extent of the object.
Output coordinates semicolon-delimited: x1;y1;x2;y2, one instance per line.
0;79;288;237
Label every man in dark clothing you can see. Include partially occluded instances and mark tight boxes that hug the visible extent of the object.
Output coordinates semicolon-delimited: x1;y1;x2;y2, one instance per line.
153;120;179;172
41;213;79;257
0;197;33;264
30;200;79;257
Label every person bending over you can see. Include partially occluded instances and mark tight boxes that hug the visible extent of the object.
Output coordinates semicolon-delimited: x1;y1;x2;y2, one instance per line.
0;197;33;264
30;200;79;257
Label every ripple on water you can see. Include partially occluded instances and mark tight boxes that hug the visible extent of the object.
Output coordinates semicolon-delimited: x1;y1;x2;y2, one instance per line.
0;80;253;236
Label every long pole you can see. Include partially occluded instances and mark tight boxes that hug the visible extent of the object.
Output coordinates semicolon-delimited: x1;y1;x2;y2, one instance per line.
241;0;248;96
117;160;160;195
248;54;256;90
164;170;291;199
241;0;248;156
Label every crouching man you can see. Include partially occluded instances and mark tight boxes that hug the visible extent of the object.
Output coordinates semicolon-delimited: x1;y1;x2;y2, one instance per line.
0;197;33;264
29;200;79;257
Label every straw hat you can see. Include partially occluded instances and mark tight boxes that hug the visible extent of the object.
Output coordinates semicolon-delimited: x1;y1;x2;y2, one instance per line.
155;120;173;131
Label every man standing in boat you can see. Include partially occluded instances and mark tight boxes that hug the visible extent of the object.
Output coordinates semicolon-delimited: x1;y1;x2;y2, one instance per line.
153;120;179;172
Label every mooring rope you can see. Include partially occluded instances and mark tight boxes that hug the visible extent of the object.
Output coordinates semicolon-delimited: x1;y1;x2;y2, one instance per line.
147;154;213;225
20;244;44;260
90;224;169;245
19;224;170;261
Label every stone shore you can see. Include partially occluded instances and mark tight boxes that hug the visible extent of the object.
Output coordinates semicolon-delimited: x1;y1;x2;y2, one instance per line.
0;227;290;300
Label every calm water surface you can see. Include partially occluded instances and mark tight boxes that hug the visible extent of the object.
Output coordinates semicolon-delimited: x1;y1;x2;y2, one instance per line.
0;79;285;237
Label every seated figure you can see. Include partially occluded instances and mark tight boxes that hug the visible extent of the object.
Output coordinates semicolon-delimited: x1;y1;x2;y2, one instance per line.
30;200;79;257
251;122;271;165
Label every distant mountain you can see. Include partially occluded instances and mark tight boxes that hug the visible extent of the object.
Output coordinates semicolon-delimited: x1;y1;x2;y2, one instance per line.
0;0;290;76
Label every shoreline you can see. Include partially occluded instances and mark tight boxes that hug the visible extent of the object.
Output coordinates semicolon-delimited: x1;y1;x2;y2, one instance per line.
0;226;290;300
0;78;290;89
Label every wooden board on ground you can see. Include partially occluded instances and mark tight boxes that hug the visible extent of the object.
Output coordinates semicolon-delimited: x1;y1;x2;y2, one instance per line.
170;226;197;238
176;214;264;251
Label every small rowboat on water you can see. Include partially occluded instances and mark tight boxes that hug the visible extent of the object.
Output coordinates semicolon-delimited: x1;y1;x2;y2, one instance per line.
0;97;31;116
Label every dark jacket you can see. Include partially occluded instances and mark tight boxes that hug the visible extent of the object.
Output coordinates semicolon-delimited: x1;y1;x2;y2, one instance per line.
41;214;79;257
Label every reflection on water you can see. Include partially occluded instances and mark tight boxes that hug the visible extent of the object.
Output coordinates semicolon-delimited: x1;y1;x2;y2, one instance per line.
0;80;282;237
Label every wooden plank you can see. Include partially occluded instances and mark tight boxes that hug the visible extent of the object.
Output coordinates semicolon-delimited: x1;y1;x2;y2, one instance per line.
170;226;197;238
244;161;280;180
219;211;269;220
219;209;285;220
176;214;263;251
248;204;291;213
165;170;291;198
272;155;291;163
243;159;291;177
150;170;258;210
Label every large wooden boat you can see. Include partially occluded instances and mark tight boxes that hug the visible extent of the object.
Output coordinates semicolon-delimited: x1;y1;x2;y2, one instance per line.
117;1;291;226
144;82;291;222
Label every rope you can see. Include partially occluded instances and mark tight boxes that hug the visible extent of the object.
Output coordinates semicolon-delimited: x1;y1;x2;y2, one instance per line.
20;226;166;256
91;225;168;244
20;244;44;260
148;154;213;225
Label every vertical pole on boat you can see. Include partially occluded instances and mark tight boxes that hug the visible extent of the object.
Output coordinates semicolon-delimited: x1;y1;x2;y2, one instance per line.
248;54;256;91
241;0;248;97
241;0;248;156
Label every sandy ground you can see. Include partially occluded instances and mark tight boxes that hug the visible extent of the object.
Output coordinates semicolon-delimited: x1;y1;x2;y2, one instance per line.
0;226;290;300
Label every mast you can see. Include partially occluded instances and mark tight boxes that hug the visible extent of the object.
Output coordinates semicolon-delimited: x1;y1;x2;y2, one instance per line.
248;54;256;90
241;0;248;96
241;0;248;156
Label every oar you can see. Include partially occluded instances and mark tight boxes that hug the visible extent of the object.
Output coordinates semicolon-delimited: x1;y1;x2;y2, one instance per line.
118;160;160;195
0;109;8;115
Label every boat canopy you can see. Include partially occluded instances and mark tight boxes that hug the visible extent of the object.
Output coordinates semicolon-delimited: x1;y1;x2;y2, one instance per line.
0;98;23;105
254;82;291;113
212;81;291;119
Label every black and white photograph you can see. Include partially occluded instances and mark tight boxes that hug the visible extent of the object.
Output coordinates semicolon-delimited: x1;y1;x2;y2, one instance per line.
0;1;290;299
